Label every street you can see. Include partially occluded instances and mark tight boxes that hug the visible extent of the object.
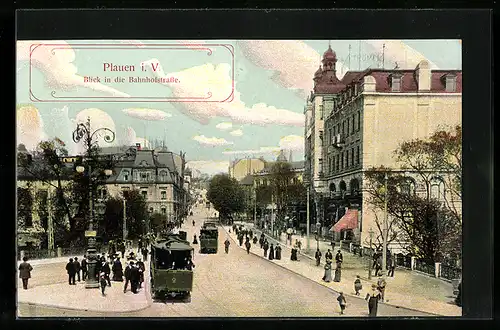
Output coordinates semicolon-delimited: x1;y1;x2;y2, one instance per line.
18;206;431;317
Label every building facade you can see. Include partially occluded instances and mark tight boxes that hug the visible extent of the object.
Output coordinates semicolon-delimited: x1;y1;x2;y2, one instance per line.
306;46;462;249
228;157;266;181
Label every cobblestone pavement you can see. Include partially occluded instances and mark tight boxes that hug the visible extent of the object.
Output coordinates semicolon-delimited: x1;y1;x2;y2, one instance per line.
18;207;433;318
230;222;460;316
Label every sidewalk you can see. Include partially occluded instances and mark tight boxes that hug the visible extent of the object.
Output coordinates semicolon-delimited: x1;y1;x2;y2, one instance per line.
17;256;152;313
227;223;461;316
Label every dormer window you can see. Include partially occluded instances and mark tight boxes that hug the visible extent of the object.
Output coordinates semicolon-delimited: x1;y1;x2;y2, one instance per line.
445;73;457;92
390;73;403;92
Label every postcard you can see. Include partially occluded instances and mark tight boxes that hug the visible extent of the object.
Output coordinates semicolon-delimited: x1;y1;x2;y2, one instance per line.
16;39;462;318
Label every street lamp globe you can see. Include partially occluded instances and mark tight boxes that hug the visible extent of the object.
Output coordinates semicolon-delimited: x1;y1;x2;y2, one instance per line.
76;165;85;173
104;169;113;176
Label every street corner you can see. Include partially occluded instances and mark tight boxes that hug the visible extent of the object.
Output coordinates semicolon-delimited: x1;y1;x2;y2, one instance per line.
17;279;152;313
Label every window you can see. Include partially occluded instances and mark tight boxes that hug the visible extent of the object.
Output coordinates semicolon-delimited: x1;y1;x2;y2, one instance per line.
356;146;360;164
346;151;349;168
161;190;167;200
123;170;129;181
391;74;402;92
318;158;323;173
347;118;351;136
319;105;324;120
141;190;148;199
328;157;332;174
340;152;344;170
400;179;416;196
141;173;147;181
430;178;445;200
161;207;166;214
342;121;345;135
445;75;457;92
352;114;355;133
149;207;153;213
357;111;361;130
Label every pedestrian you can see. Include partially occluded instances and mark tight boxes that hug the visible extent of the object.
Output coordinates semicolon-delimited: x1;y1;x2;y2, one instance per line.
123;262;131;293
325;249;333;263
249;230;253;239
366;284;381;317
354;275;363;296
193;234;198;245
377;277;387;302
331;240;336;250
142;247;149;262
129;262;140;294
101;259;112;286
238;234;244;246
119;241;125;259
315;249;322;266
335;250;343;264
186;255;195;270
99;272;108;296
81;255;88;281
252;236;258;245
388;256;396;277
263;240;269;257
291;244;298;261
65;258;76;285
245;240;251;254
74;257;81;282
334;261;342;282
137;258;145;288
374;259;381;277
296;239;302;252
275;244;282;260
259;234;265;248
112;256;124;281
337;292;347;315
224;238;230;254
192;219;195;226
322;260;332;282
18;256;33;290
268;243;274;260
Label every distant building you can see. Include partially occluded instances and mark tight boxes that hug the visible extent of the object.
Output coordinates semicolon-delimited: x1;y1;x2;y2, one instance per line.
228;157;266;181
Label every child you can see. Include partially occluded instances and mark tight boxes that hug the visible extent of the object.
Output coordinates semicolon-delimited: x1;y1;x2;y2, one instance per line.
354;275;363;296
337;292;347;315
99;272;107;296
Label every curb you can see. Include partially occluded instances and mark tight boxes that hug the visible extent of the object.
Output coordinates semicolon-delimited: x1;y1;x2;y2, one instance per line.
222;226;445;317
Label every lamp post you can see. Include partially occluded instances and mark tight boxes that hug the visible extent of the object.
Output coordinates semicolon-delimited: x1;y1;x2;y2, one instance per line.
382;173;389;277
73;117;115;289
368;228;374;279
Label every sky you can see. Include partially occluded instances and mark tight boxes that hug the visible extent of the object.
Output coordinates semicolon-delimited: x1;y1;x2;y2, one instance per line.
16;39;462;176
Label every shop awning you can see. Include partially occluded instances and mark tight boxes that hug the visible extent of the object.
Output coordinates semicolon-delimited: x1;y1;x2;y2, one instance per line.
330;209;359;232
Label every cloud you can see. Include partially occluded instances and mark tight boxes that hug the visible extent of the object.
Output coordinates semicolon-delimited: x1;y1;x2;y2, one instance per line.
222;147;281;156
135;137;151;148
365;40;439;69
186;160;229;176
43;105;74;153
117;126;138;146
193;135;234;146
72;108;117;154
122;108;172;121
237;40;349;98
216;122;233;130
141;59;305;127
17;41;130;97
229;129;243;137
17;104;46;151
279;135;304;151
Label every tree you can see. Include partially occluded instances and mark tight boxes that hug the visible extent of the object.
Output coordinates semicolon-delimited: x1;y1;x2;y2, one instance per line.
123;189;149;240
207;174;246;222
150;212;169;234
364;125;462;263
102;197;124;241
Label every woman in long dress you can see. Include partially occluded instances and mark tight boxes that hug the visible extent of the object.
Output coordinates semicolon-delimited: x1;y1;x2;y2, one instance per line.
268;244;274;260
275;245;281;260
365;284;382;317
334;261;342;282
322;260;332;282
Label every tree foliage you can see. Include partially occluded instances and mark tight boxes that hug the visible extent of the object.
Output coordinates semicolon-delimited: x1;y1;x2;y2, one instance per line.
123;189;149;240
207;174;246;220
149;212;169;234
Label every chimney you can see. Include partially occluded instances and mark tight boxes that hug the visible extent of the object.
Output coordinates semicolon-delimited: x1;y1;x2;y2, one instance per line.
415;60;431;91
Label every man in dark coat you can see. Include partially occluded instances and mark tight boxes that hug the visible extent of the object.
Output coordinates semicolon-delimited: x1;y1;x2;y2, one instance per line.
81;255;88;280
268;244;274;260
275;245;282;260
65;258;76;285
259;233;265;248
119;242;126;259
238;234;244;246
325;249;333;262
129;262;140;294
123;262;132;293
315;249;322;266
73;257;81;282
142;247;149;262
101;260;112;286
224;238;231;254
335;250;343;264
263;240;269;257
18;256;33;290
137;258;145;287
388;256;396;277
112;257;124;281
245;240;251;254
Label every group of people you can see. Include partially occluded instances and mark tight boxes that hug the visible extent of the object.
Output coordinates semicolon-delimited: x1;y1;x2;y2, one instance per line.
321;249;344;283
258;233;283;260
372;249;396;277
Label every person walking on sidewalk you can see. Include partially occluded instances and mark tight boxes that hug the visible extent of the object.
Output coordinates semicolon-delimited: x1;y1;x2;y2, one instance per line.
366;284;381;317
322;260;332;282
252;236;258;245
18;256;33;290
137;258;145;288
335;250;343;264
142;247;149;262
193;234;198;245
388;256;396;277
74;257;81;282
337;292;347;315
354;275;363;296
81;255;88;281
65;258;76;285
224;238;231;254
123;262;131;293
101;259;112;287
268;243;275;260
325;249;333;263
99;272;108;296
275;244;282;260
259;233;265;249
112;256;123;281
315;249;322;266
334;261;342;282
192;220;195;227
129;261;140;294
263;240;269;257
377;277;387;302
245;240;251;254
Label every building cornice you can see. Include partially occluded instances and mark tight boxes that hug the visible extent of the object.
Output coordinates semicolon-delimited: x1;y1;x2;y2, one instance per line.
361;92;462;97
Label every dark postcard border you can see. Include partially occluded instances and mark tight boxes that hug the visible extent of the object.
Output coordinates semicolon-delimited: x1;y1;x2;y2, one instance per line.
4;8;493;325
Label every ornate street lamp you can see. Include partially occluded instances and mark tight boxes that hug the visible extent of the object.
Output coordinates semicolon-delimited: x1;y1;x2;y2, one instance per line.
73;117;115;289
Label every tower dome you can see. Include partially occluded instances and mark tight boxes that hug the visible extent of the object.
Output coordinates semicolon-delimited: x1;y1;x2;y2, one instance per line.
323;45;337;61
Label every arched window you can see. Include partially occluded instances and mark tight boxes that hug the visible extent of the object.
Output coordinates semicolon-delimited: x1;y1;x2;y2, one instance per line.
329;182;336;192
123;170;130;181
159;170;167;181
339;180;347;192
430;177;445;200
350;178;360;194
400;177;416;196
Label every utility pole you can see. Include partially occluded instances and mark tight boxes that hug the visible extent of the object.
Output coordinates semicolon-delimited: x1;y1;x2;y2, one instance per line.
382;173;389;275
368;228;374;279
47;189;54;256
123;198;127;240
306;185;310;250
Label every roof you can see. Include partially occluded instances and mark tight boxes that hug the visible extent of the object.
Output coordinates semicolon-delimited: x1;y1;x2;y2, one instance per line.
152;234;193;251
156;152;176;172
134;150;156;167
239;174;254;186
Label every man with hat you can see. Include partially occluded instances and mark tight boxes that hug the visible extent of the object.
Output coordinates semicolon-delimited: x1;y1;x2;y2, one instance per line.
73;257;81;282
112;255;123;281
123;261;132;293
136;258;145;288
129;261;140;294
